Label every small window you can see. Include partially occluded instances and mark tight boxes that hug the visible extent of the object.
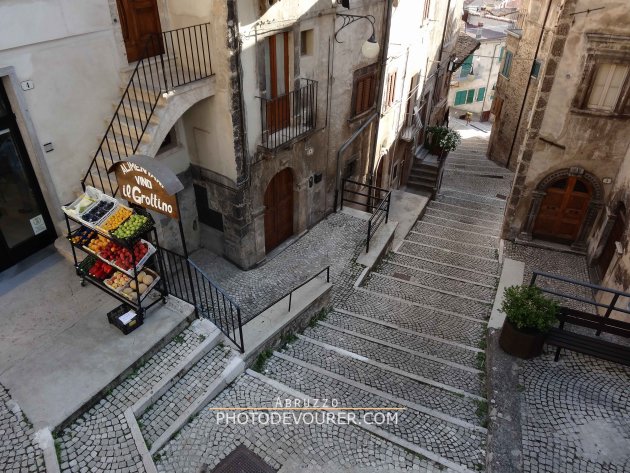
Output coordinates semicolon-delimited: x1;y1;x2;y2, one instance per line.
587;63;628;111
351;64;378;117
300;29;314;56
477;87;486;102
459;55;473;79
157;128;177;154
423;0;431;21
385;70;397;108
501;51;513;78
466;89;475;104
454;90;467;106
573;180;589;193
550;178;568;189
531;60;542;79
194;184;224;231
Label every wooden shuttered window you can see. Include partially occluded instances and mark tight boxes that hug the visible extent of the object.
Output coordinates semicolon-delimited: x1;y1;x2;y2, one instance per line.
352;64;378;117
385;70;397;108
459;56;473;79
587;63;628;111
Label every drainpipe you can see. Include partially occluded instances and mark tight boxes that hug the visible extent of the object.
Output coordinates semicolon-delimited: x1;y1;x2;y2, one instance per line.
505;0;553;169
367;0;394;187
333;112;378;210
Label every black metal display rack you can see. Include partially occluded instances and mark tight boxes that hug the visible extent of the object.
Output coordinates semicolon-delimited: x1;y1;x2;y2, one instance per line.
64;207;168;320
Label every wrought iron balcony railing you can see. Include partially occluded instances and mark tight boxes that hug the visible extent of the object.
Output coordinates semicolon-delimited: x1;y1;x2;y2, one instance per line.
259;79;318;150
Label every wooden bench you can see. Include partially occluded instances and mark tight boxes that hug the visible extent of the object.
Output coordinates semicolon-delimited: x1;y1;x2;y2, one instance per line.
545;307;630;366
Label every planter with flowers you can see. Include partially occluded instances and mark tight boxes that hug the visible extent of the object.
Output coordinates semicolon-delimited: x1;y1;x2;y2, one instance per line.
425;126;461;157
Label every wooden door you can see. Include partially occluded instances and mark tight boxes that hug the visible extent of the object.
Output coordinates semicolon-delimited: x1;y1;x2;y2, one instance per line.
597;204;626;277
264;32;290;133
116;0;163;63
533;177;592;244
264;168;294;253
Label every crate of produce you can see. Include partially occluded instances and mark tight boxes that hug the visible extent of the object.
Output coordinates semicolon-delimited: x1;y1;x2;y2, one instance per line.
98;205;133;233
107;304;144;335
87;260;115;281
62;187;100;218
104;271;132;293
111;212;154;242
80;197;118;227
69;226;97;247
95;239;156;276
120;268;160;302
77;255;97;275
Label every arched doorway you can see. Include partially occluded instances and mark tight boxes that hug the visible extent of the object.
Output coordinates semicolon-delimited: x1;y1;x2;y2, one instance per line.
264;168;294;253
532;176;592;244
596;202;626;278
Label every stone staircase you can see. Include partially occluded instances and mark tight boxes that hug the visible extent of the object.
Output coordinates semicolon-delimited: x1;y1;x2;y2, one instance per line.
407;154;440;194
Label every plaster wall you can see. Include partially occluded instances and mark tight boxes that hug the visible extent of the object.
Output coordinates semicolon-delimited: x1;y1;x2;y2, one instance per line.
449;38;504;116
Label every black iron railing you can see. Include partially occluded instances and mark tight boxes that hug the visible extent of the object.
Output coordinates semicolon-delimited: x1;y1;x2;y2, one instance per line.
82;23;213;195
158;246;244;352
260;79;318;150
253;266;330;317
340;178;391;252
530;271;630;335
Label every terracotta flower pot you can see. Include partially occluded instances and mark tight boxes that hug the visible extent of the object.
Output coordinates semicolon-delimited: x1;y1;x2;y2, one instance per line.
499;318;546;359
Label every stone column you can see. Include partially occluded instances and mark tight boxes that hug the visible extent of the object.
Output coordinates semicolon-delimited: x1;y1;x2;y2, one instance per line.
518;190;546;241
571;200;604;253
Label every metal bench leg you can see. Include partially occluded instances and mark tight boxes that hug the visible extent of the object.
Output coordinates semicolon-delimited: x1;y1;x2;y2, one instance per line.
554;347;561;362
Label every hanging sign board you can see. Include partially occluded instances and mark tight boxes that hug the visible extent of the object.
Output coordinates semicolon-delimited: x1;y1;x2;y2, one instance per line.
109;155;184;220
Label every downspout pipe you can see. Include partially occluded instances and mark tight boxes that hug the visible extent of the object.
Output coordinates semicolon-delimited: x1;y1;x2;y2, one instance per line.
333;112;378;210
506;0;553;168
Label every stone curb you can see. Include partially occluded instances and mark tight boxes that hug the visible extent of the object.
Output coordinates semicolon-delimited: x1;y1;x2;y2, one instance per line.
125;408;158;473
34;428;61;473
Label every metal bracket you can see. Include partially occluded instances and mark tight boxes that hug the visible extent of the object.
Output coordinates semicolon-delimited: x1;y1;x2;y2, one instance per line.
334;13;376;44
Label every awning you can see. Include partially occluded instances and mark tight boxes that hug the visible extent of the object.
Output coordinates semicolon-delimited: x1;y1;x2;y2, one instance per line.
450;34;481;72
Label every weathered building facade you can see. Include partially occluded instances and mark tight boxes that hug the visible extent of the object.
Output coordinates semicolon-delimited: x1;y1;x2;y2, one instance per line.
488;0;630;289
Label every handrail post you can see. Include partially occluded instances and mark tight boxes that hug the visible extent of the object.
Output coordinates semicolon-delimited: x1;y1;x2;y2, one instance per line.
289;292;293;312
340;179;345;210
326;266;330;283
237;307;244;353
385;192;391;224
530;272;538;286
366;220;371;253
597;293;619;336
159;32;168;91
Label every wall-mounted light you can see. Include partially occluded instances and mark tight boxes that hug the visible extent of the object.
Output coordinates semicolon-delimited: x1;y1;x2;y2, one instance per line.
335;13;380;59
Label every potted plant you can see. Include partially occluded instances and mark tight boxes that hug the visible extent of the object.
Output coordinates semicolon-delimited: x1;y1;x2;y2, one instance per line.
499;285;559;359
425;126;461;156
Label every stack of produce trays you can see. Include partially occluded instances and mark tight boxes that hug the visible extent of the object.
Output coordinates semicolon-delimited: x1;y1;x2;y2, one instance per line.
119;269;160;303
62;186;119;228
94;239;156;276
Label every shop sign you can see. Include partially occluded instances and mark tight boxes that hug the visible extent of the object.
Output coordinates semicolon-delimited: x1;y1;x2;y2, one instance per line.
110;157;183;220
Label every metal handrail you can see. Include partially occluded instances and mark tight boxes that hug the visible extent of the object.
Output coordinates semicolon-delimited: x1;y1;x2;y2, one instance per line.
157;245;244;352
530;270;630;335
259;78;318;150
367;191;391;253
82;22;213;195
253;266;331;316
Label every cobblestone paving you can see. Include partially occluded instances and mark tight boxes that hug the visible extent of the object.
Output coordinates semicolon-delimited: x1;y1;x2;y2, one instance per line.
58;326;206;473
139;344;234;447
413;220;499;247
388;252;499;287
0;384;45;473
190;212;366;322
377;261;496;300
398;241;500;274
435;193;505;213
503;242;630;472
424;207;502;230
324;310;481;366
428;201;502;222
278;338;482;423
155;374;444;472
520;351;630;473
363;272;492;319
406;231;498;259
264;356;487;470
301;324;482;395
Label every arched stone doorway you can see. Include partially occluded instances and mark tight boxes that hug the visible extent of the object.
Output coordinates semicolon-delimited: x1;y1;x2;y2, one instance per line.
520;168;604;251
264;168;294;253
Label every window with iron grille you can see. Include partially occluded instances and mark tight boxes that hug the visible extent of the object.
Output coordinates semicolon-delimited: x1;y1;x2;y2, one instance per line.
351;64;378;117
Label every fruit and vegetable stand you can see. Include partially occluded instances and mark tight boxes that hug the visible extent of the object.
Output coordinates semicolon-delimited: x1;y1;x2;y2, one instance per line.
63;186;168;333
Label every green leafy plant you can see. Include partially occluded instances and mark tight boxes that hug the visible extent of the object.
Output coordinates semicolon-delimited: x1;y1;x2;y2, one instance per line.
426;125;462;152
500;285;559;332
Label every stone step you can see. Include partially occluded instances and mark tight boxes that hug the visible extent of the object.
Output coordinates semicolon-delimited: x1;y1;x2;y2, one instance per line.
389;251;499;286
264;354;487;471
429;201;503;223
397;240;500;275
405;231;498;260
413;220;499;247
363;272;492;319
315;310;482;368
138;344;234;448
423;211;501;235
336;291;486;347
438;190;506;211
445;163;512;175
378;259;496;300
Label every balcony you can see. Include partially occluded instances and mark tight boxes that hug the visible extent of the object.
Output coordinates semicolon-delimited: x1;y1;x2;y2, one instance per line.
260;79;318;150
